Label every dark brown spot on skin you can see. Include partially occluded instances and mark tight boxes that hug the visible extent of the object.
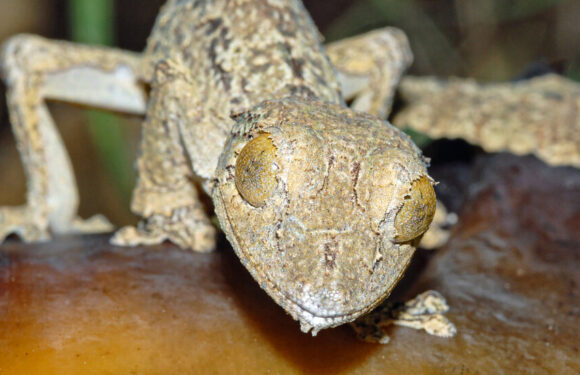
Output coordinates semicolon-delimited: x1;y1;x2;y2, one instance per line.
312;70;330;88
161;120;171;136
271;6;297;37
290;57;304;79
286;84;317;98
324;242;337;271
220;27;231;49
208;38;232;91
351;161;364;211
240;77;250;94
280;42;304;79
316;155;334;196
204;18;223;35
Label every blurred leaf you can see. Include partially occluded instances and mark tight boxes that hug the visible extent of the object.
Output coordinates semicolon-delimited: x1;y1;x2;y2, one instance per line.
83;110;135;199
68;0;135;201
324;1;387;41
403;127;433;149
567;62;580;82
372;0;461;73
493;0;565;21
326;0;462;75
69;0;114;45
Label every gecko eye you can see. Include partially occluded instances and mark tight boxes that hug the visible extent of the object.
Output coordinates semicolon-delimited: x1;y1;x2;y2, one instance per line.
393;176;436;243
235;133;279;207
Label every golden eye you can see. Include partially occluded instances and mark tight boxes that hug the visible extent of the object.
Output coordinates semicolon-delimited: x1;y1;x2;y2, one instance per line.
394;176;436;243
235;133;278;207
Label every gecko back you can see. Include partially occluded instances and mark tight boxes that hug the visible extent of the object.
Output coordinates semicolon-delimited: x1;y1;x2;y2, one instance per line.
143;0;343;179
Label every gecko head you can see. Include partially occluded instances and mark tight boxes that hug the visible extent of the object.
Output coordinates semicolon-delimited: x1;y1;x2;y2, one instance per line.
213;98;435;334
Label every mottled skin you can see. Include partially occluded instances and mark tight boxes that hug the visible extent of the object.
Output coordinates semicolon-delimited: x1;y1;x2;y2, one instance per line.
0;0;455;337
139;0;342;182
395;75;580;169
214;99;433;331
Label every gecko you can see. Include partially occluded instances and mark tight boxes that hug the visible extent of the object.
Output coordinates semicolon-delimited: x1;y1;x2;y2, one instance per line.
0;0;460;341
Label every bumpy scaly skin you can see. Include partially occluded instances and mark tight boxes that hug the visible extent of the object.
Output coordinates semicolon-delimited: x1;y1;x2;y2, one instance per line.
112;0;346;250
213;98;435;333
395;74;580;168
141;0;343;180
1;0;454;337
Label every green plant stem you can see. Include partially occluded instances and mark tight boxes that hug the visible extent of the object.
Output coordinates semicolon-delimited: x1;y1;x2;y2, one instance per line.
68;0;134;201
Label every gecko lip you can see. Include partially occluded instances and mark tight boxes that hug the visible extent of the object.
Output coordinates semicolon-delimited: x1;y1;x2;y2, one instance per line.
264;226;416;332
215;183;412;333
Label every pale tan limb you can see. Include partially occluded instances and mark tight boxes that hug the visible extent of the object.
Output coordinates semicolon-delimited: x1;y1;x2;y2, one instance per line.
0;34;146;242
394;74;580;168
111;61;216;252
326;27;413;119
351;290;456;344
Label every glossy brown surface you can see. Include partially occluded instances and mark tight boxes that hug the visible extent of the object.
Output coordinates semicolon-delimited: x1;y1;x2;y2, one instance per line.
1;153;579;374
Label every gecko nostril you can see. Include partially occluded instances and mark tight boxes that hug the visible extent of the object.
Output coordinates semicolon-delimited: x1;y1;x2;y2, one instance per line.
393;176;436;243
235;133;279;207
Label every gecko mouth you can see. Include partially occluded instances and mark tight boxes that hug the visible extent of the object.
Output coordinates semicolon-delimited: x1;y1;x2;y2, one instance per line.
216;182;415;333
248;236;415;334
215;187;363;331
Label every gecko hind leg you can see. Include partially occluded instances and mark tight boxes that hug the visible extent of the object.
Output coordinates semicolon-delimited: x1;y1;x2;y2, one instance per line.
351;290;457;344
111;61;216;253
0;34;146;243
326;27;413;119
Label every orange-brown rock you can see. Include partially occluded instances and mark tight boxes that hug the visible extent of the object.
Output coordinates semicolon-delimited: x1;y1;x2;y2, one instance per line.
1;153;579;374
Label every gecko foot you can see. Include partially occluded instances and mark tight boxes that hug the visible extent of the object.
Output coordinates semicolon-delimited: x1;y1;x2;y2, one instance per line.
0;206;50;243
0;206;114;244
111;206;216;253
350;290;457;344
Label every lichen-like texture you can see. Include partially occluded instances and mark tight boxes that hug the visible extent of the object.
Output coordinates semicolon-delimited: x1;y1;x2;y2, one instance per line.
143;0;343;180
214;98;432;333
394;74;580;168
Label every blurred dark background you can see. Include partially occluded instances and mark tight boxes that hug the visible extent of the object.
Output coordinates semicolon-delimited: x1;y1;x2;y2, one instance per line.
0;0;579;226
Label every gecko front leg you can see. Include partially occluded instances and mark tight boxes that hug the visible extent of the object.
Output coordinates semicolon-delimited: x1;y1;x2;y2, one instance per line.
351;290;457;344
112;61;216;253
0;35;145;242
326;27;413;119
